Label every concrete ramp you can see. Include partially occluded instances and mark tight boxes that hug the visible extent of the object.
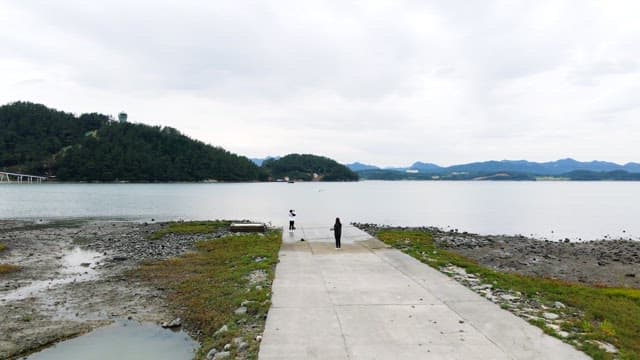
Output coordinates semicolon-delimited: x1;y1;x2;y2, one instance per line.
259;225;588;360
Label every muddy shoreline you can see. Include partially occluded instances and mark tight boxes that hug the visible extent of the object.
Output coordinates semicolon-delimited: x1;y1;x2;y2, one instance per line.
0;219;228;359
355;223;640;289
3;220;639;358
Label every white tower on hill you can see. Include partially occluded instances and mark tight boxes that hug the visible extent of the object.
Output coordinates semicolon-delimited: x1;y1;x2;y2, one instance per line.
118;112;128;123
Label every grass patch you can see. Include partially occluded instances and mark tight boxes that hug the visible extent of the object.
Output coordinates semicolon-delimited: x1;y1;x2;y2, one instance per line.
0;243;5;253
0;263;19;275
148;220;231;240
137;229;281;359
378;230;640;360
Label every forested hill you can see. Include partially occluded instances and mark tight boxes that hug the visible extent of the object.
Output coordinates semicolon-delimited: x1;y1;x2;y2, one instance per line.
262;154;358;181
0;102;263;181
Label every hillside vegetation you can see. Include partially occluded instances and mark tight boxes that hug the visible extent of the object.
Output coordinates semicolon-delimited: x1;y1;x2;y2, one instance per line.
0;102;107;175
0;102;357;182
262;153;358;181
0;102;263;182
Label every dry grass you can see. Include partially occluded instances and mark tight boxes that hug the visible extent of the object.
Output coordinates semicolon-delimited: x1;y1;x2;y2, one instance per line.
0;263;19;275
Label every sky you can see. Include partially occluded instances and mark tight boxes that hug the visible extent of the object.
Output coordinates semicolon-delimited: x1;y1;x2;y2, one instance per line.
1;1;640;167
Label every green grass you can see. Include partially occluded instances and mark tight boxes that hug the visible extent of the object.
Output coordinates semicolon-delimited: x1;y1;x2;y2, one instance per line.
378;230;640;360
137;229;281;359
148;221;231;240
0;263;19;275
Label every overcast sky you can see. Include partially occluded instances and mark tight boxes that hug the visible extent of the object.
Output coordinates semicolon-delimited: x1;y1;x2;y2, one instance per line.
1;1;640;166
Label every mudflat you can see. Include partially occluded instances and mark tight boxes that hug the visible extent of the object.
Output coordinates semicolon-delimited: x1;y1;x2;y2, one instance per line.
0;220;218;359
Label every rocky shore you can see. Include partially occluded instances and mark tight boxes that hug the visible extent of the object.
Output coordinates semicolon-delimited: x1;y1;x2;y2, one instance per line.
354;223;640;289
0;219;230;359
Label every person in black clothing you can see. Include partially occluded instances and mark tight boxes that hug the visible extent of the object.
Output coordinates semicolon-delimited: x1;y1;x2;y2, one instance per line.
333;217;342;249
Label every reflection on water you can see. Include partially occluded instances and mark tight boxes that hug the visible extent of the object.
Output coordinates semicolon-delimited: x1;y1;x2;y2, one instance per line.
0;247;103;301
26;320;198;360
60;247;102;274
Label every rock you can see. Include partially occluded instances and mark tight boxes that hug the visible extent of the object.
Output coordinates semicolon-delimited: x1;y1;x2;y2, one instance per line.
112;256;128;261
234;306;247;315
591;340;618;353
80;262;91;267
500;294;519;301
240;300;254;307
214;324;228;336
553;301;566;309
442;265;467;276
206;348;218;360
471;284;492;290
256;335;262;342
557;331;570;338
213;351;231;360
547;324;561;331
223;343;231;351
625;273;636;277
542;312;559;320
161;317;182;328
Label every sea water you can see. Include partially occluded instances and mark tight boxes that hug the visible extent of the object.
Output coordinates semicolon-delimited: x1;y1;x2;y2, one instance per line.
2;181;639;241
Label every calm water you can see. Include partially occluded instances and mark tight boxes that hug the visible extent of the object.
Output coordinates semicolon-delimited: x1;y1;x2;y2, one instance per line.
1;181;639;241
26;320;197;360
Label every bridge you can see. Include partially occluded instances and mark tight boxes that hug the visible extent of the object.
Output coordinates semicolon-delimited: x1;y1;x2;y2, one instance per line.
0;172;47;184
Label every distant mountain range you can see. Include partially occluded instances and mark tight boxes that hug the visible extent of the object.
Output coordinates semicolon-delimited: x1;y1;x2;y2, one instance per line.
346;159;640;175
344;162;379;172
250;156;280;166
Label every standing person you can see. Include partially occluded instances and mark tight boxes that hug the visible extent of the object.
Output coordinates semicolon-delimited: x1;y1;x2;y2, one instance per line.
288;209;296;231
333;217;342;249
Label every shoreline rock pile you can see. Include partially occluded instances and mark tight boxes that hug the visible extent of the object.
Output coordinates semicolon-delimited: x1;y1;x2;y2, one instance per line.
353;223;640;289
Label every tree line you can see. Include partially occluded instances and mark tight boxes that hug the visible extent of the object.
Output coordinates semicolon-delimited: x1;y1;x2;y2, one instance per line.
0;102;358;182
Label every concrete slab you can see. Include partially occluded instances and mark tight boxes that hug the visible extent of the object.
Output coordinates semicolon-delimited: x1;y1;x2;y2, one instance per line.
259;307;348;360
448;300;588;360
259;225;589;360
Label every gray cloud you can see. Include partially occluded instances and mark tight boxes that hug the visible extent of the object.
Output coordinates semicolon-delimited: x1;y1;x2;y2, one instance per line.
2;0;640;166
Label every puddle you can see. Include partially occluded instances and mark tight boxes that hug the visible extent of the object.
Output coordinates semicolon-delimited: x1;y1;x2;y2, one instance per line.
26;320;198;359
60;247;103;274
0;247;103;302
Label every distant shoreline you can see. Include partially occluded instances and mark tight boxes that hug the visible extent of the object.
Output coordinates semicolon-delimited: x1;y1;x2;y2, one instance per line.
7;178;640;184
